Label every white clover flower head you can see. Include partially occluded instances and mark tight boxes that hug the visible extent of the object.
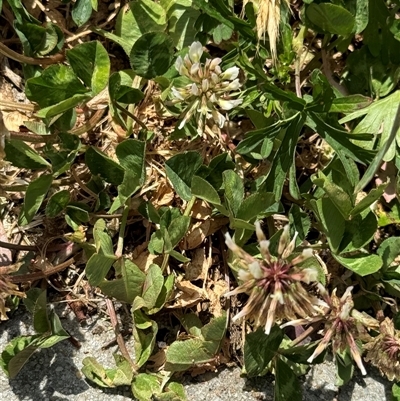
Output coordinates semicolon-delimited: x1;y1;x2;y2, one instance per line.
170;41;243;136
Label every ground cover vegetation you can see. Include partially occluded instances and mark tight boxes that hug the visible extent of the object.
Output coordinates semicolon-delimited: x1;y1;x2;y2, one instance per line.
0;0;400;400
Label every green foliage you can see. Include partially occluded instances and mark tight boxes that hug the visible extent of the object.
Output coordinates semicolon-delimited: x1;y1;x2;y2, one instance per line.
0;290;69;379
2;0;400;399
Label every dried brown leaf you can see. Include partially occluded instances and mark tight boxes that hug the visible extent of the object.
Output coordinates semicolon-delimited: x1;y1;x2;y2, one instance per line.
167;279;205;309
183;248;209;281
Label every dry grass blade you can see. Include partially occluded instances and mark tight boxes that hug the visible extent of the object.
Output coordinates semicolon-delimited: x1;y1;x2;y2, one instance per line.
244;0;289;62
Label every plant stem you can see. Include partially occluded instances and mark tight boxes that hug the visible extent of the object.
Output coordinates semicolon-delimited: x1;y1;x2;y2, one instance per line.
0;42;65;65
161;253;170;273
183;196;196;217
0;100;36;112
9;131;58;143
114;102;147;132
6;256;77;283
115;201;130;259
105;298;137;372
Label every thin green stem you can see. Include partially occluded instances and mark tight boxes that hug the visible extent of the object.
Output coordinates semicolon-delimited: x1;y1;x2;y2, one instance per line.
115;102;147;131
183;196;196;217
115;201;130;259
161;253;170;273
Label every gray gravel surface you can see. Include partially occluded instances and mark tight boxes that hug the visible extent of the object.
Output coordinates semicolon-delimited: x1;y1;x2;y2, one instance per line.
0;306;393;401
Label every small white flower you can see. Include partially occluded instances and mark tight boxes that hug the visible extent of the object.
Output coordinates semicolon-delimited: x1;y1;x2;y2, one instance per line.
217;98;243;110
220;66;240;80
189;41;203;63
171;87;185;101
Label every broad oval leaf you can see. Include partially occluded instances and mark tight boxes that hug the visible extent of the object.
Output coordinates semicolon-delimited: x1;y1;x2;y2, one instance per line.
25;65;88;108
5;140;50;170
85;147;125;185
130;32;174;79
66;41;110;95
306;3;355;37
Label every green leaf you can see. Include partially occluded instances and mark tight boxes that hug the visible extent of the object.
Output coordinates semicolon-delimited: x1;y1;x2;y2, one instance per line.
66;41;110;95
110;355;134;386
81;357;115;388
36;94;90;119
19;174;53;225
14;21;60;57
191;175;221;205
244;326;283;377
306;3;355;36
109;71;145;104
45;190;70;217
109;139;146;209
165;338;216;371
350;183;387;217
72;0;92;27
354;0;369;34
164;0;200;50
329;95;372;113
274;358;302;401
99;259;146;303
200;313;227;343
308;112;374;166
108;0;167;55
355;103;400;191
378;237;400;269
340;91;400;163
65;204;90;229
312;172;353;219
165;152;202;201
132;373;160;401
130;32;174;79
236;125;279;159
0;335;41;379
149;273;175;314
392;383;400;401
223;170;244;216
85;147;125;185
339;211;377;253
93;219;114;256
289;205;311;241
24;289;53;335
192;0;254;39
48;310;69;339
333;254;383;276
265;114;305;200
165;313;227;371
168;215;190;250
4;139;50;170
116;139;146;183
314;198;345;254
140;264;165;310
236;192;275;221
133;316;158;367
165;381;187;401
25;65;88;108
85;253;116;286
335;351;354;386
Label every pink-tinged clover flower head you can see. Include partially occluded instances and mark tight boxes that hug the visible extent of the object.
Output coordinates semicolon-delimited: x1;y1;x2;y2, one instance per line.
307;286;379;375
170;41;243;136
364;317;400;381
225;223;321;335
